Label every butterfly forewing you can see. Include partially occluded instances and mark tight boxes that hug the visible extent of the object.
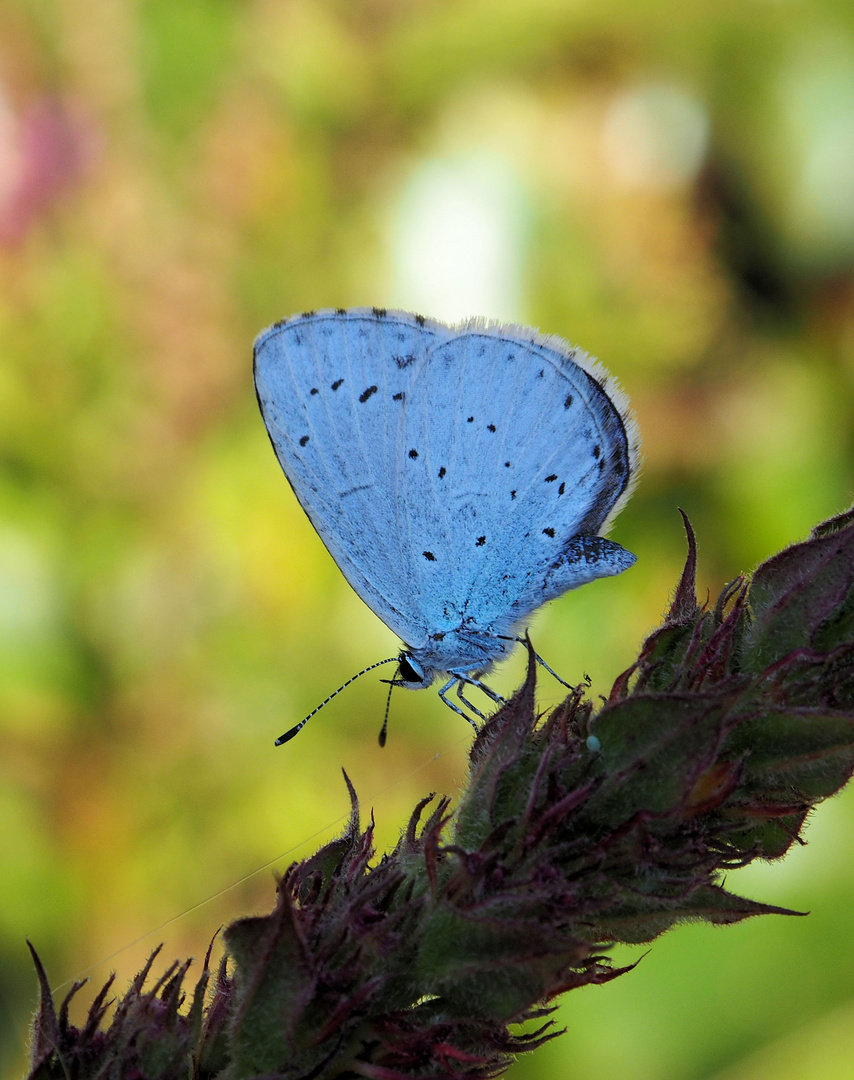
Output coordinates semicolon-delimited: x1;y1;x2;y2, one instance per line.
254;311;449;647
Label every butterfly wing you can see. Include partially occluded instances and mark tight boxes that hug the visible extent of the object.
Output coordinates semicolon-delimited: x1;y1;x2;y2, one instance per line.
396;323;639;640
255;309;639;658
254;309;452;649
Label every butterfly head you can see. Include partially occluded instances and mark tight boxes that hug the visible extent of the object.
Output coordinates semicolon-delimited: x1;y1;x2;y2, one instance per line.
393;652;435;690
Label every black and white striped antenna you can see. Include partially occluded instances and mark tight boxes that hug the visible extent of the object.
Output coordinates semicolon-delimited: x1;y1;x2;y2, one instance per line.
275;656;400;746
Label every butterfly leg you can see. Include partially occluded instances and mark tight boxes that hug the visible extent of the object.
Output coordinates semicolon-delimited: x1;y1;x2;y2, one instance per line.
453;673;506;721
505;636;574;689
459;673;506;705
455;678;486;720
531;651;573;689
438;678;480;733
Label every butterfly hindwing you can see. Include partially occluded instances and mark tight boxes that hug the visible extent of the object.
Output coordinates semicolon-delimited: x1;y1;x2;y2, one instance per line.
396;328;635;635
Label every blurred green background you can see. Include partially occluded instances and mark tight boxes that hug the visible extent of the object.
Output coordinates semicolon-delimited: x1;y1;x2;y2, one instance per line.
2;1;854;1078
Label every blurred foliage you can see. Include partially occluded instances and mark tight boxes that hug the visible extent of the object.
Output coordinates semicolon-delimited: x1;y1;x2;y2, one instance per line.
1;2;853;1079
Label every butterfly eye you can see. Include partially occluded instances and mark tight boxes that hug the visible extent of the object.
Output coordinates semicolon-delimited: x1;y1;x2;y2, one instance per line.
398;654;425;684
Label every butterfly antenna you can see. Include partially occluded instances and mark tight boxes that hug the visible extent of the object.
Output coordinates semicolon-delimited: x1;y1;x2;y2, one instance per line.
377;665;398;748
275;657;400;746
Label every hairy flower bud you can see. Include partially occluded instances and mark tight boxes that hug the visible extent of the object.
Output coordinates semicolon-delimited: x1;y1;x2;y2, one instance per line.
27;507;854;1079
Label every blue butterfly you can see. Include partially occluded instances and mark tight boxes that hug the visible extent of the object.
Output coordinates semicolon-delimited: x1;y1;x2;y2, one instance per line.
254;308;640;742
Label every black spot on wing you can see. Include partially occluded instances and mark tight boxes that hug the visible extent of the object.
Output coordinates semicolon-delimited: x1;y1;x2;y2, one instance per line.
467;416;474;423
543;527;555;537
336;307;346;315
438;467;446;478
359;385;378;403
423;551;435;561
393;391;404;401
564;394;573;409
332;379;344;390
545;474;557;482
409;449;419;459
487;424;496;432
299;435;309;446
476;536;486;546
559;482;565;495
394;354;416;369
310;387;319;395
